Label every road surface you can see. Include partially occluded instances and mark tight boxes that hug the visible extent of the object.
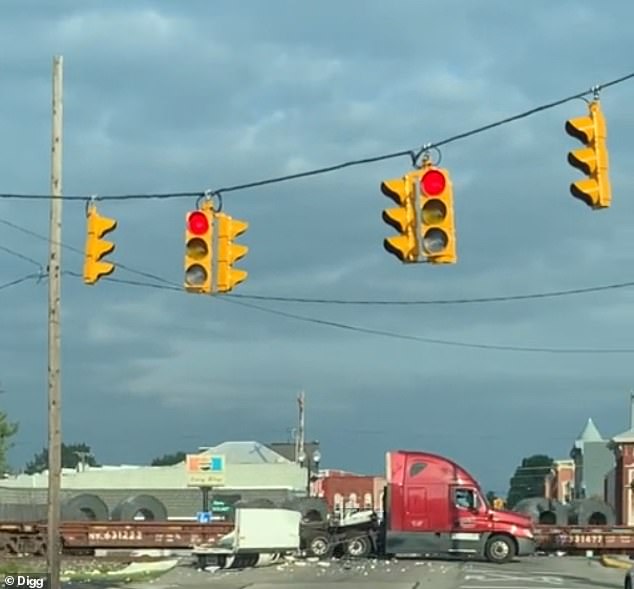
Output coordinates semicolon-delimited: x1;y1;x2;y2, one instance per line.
119;555;627;589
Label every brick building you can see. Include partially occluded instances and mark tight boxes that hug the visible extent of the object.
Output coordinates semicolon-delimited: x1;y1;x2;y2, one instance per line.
607;394;634;525
544;459;574;503
312;470;386;517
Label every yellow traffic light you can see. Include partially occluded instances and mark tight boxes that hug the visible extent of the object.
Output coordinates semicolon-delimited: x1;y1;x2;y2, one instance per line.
492;497;505;510
83;203;117;285
216;212;248;293
565;99;611;209
418;165;456;264
184;202;213;294
381;173;418;263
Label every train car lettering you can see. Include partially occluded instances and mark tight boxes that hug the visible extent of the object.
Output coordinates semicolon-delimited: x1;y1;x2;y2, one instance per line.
87;530;144;542
571;534;603;545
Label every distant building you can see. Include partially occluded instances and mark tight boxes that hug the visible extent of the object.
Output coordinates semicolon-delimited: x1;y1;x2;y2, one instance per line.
544;459;574;504
569;418;614;500
265;441;320;466
312;470;386;518
608;395;634;525
0;441;309;521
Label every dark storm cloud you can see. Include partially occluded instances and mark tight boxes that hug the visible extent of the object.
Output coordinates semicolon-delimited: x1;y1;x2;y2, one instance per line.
0;0;632;490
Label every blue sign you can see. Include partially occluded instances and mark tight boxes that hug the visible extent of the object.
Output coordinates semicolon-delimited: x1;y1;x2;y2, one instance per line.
197;511;212;523
210;456;224;471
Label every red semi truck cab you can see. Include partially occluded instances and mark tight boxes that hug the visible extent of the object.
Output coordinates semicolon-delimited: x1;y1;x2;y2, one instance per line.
382;450;535;563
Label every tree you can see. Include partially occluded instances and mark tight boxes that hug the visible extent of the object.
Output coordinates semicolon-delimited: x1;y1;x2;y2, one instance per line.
485;490;497;503
25;442;99;474
506;454;554;509
151;451;186;466
0;410;18;475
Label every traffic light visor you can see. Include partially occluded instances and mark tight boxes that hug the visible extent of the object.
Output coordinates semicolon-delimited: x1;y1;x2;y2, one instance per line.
92;217;116;236
565;116;593;144
421;169;446;196
188;211;210;235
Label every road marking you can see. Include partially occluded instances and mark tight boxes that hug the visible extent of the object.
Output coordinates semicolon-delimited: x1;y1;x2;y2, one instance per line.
461;586;574;589
466;568;566;575
464;572;563;584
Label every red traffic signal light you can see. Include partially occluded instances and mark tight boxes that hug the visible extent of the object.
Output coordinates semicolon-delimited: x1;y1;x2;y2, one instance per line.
187;211;210;235
420;169;446;196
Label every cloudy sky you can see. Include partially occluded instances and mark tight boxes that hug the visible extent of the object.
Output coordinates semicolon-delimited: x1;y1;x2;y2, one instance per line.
0;0;633;495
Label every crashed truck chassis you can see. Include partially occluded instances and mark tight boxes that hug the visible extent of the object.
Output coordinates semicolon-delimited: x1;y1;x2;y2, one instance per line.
4;520;634;557
300;513;382;559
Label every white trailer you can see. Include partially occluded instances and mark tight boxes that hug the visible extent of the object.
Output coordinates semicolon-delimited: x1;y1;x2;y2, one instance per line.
192;507;301;570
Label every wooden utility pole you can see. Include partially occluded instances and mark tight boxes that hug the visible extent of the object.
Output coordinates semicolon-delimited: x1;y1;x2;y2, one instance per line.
47;55;63;589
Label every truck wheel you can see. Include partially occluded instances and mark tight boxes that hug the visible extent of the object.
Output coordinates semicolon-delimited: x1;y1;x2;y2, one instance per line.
346;536;372;558
484;534;515;564
308;535;333;558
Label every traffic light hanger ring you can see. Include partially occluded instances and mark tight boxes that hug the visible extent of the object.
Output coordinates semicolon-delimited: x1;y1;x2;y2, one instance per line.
84;193;99;216
197;189;223;213
413;144;442;168
573;84;602;107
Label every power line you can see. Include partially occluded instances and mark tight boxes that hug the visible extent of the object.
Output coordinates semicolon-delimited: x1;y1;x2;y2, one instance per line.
0;217;85;261
52;267;634;355
7;214;634;309
0;217;175;288
227;278;634;305
43;265;634;354
63;270;181;292
91;268;634;355
420;71;634;157
0;243;43;270
61;264;634;307
0;273;43;291
218;296;634;354
3;216;634;354
0;72;631;203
